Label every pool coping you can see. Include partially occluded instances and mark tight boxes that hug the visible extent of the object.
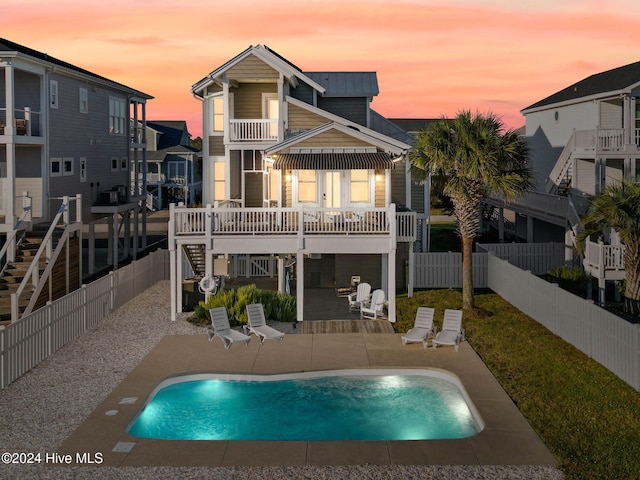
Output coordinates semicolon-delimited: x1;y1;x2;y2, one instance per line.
58;333;558;467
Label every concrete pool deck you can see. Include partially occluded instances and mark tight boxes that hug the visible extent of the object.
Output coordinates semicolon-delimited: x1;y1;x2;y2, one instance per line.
59;332;557;468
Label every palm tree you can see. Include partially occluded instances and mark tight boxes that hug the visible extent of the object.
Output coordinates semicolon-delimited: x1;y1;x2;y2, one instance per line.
577;182;640;315
411;111;532;309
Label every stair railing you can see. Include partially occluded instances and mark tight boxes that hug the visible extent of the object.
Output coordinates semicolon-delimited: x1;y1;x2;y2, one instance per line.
0;193;32;276
10;195;82;322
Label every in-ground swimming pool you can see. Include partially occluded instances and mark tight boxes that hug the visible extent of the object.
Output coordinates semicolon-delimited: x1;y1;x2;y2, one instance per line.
127;369;484;441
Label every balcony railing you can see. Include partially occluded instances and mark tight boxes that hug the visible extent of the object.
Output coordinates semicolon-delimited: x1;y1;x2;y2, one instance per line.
573;128;640;151
170;204;416;241
0;107;43;137
229;119;278;142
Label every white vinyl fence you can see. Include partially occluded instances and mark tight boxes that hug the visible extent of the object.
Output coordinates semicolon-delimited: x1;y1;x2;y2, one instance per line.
0;250;169;390
476;242;566;275
414;252;488;289
488;254;640;391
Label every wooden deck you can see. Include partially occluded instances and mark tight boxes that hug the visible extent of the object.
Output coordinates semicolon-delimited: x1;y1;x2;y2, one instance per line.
301;319;394;334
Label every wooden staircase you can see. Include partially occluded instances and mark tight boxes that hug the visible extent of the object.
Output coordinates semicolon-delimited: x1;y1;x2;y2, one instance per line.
182;244;206;278
0;226;63;323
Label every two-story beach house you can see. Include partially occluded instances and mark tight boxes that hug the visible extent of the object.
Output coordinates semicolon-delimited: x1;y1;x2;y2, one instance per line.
144;120;201;209
169;45;423;322
0;38;152;321
485;60;640;304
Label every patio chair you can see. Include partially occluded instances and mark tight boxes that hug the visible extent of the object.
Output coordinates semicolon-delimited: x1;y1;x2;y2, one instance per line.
336;275;360;297
348;282;371;313
432;309;465;351
208;307;251;350
360;289;386;320
401;307;435;345
245;303;285;345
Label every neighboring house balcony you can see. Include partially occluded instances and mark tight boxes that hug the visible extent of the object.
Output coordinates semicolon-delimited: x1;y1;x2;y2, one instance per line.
0;107;44;141
571;128;640;153
583;239;625;283
169;203;415;255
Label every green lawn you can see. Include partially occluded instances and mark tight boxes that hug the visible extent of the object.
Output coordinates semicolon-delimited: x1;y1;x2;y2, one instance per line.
395;289;640;480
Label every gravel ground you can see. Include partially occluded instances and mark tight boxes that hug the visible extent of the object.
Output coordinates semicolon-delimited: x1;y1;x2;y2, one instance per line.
0;280;564;480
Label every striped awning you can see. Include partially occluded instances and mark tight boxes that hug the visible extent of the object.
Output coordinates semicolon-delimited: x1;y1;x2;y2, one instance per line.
272;152;394;170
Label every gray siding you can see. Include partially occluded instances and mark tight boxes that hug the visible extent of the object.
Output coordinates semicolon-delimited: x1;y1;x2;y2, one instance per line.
600;100;622;129
317;97;368;126
290;82;314;105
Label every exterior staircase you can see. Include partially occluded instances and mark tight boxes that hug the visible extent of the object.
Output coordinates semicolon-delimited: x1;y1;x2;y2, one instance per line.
182;244;206;278
0;226;63;323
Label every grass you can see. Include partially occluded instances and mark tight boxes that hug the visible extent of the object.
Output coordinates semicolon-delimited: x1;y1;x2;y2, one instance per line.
395;289;640;480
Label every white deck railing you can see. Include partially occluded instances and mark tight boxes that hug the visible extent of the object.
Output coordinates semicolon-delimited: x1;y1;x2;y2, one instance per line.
170;204;415;240
229;119;278;141
584;239;625;272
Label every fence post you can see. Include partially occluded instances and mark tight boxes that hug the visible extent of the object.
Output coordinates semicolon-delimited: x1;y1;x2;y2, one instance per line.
0;326;5;389
109;271;115;312
46;300;52;358
82;284;88;332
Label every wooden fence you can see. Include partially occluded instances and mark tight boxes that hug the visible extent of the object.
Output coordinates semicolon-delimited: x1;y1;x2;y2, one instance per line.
0;250;169;390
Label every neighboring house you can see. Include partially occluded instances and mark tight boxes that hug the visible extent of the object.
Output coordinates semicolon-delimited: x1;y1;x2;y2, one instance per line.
169;45;425;321
485;60;640;302
0;38;152;319
143;120;202;209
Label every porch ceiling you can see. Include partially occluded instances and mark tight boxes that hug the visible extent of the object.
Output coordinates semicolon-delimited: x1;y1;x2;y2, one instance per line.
272;152;393;170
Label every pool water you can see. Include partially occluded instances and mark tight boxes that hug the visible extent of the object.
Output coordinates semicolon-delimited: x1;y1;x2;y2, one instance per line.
127;369;483;441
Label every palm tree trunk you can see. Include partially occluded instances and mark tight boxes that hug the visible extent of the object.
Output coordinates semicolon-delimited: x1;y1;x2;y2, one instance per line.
462;236;475;309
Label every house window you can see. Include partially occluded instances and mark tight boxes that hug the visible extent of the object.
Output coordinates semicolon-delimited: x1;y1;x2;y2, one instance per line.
213;161;226;201
109;97;126;134
79;88;88;113
212;96;224;133
350;170;370;203
63;157;74;176
169;162;186;182
80;158;87;182
298;170;317;203
111;157;119;172
120;157;128;171
50;80;58;109
50;157;62;177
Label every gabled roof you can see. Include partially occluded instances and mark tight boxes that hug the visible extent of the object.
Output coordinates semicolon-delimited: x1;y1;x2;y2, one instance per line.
147;121;191;150
0;38;152;100
522;60;640;113
191;45;326;95
305;72;378;97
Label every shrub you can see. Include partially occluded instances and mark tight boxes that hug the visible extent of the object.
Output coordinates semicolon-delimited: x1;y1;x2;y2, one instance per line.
542;265;589;296
192;284;296;326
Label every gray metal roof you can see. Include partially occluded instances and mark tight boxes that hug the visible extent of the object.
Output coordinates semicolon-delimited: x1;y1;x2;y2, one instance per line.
273;152;393;170
523;60;640;112
305;72;379;97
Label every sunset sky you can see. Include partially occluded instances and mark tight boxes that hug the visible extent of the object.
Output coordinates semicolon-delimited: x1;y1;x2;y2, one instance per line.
5;0;640;137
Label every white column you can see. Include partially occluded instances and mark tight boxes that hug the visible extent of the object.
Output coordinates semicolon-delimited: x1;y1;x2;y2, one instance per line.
170;247;177;321
277;256;285;293
5;64;16;228
296;251;304;321
387;251;396;323
112;212;119;269
407;244;414;298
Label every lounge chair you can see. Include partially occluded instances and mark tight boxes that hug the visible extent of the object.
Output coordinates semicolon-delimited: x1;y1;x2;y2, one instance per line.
348;282;371;313
360;289;386;319
208;307;251;350
245;303;285;345
432;309;465;351
401;307;435;345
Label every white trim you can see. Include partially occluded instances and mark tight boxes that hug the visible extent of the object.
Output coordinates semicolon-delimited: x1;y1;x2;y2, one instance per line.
50;157;62;177
63;157;74;176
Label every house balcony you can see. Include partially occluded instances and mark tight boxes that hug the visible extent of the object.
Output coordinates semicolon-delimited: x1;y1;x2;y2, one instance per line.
169;204;415;255
583;239;625;282
0;107;43;140
573;128;640;152
229;119;278;142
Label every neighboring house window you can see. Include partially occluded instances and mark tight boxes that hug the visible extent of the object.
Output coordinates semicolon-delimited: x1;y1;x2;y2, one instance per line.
212;96;224;133
50;157;62;177
111;157;119;172
80;158;87;182
50;80;58;109
120;157;128;171
79;88;88;113
350;170;370;203
298;170;317;203
63;157;74;176
109;97;126;134
213;161;226;201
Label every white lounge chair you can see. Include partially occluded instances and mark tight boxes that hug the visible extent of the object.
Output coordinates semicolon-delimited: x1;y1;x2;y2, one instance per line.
348;282;371;313
401;307;435;345
432;309;465;351
208;307;251;350
245;303;285;345
361;289;386;319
